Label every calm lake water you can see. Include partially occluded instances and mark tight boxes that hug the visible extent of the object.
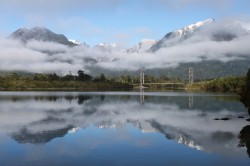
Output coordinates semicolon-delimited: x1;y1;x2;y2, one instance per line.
0;91;249;166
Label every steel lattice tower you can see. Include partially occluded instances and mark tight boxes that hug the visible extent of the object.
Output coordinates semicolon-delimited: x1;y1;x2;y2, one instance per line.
140;68;144;87
189;68;194;84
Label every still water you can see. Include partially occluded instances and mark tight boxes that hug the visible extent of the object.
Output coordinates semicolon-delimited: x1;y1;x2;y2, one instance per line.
0;91;249;165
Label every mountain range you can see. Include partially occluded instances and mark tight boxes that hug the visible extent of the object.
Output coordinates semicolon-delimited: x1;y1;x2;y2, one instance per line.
10;19;249;52
10;27;77;46
6;18;250;79
127;39;158;53
150;19;215;52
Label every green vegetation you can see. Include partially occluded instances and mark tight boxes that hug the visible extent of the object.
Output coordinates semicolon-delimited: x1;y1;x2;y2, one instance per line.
189;76;246;92
0;71;132;91
240;68;250;110
108;75;182;85
111;75;184;90
89;60;250;80
0;68;249;92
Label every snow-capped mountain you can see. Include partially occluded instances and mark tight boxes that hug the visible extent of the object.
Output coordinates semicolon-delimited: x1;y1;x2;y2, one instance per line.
10;27;76;46
6;18;250;79
94;43;121;52
69;39;81;45
127;39;158;53
150;18;215;52
69;39;90;48
175;18;214;37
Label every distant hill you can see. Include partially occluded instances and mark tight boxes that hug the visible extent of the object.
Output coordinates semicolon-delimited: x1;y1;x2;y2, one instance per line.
87;60;250;80
10;27;76;46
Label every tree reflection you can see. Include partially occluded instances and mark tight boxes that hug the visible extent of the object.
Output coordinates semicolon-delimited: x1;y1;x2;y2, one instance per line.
0;91;247;157
34;96;62;102
238;125;250;157
64;95;75;103
100;95;105;101
33;95;93;104
77;95;92;105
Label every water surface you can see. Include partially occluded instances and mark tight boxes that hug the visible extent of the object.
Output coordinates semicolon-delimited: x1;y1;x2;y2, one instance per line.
0;91;249;165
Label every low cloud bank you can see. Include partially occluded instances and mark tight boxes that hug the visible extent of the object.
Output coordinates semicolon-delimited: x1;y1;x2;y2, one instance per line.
0;19;250;74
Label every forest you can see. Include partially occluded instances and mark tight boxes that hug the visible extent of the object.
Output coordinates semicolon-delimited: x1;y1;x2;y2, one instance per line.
0;70;132;90
190;76;246;92
0;69;248;92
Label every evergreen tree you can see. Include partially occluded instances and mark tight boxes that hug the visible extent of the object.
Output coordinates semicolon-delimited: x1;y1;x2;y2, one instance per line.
100;73;106;82
77;70;85;81
48;73;60;81
246;68;250;91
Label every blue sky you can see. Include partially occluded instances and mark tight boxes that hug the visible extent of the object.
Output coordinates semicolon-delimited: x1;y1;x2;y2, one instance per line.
0;0;250;46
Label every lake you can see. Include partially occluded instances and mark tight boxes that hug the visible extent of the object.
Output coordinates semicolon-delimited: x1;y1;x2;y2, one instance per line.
0;91;249;166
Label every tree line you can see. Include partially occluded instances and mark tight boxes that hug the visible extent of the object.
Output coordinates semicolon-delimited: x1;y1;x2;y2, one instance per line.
33;70;107;82
1;69;249;91
0;70;132;90
190;76;246;92
240;68;250;111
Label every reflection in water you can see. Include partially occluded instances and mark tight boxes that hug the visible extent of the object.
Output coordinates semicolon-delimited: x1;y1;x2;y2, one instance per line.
33;95;93;104
189;92;194;109
77;95;92;105
139;89;145;104
11;126;74;144
0;91;249;164
239;125;250;157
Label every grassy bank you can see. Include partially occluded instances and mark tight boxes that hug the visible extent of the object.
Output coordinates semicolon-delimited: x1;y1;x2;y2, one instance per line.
187;76;246;93
0;80;133;91
0;72;133;91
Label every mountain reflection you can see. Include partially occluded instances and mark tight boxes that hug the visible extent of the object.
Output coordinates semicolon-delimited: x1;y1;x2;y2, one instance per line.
0;92;248;156
11;126;74;144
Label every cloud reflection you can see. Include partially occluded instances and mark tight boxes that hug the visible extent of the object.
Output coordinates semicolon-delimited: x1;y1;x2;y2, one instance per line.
0;92;248;156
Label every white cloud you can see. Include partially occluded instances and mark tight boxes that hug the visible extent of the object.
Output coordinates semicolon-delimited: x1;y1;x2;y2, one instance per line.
94;28;250;70
0;93;247;156
0;19;249;74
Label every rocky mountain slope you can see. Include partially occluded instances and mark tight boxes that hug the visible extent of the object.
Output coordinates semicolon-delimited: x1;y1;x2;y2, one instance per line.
10;27;76;46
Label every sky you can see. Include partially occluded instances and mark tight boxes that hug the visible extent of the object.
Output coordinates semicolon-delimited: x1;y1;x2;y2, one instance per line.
0;0;250;46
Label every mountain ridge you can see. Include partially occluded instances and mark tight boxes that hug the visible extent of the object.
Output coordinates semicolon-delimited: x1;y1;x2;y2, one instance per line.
5;19;250;79
150;18;215;52
10;27;77;46
127;39;158;53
